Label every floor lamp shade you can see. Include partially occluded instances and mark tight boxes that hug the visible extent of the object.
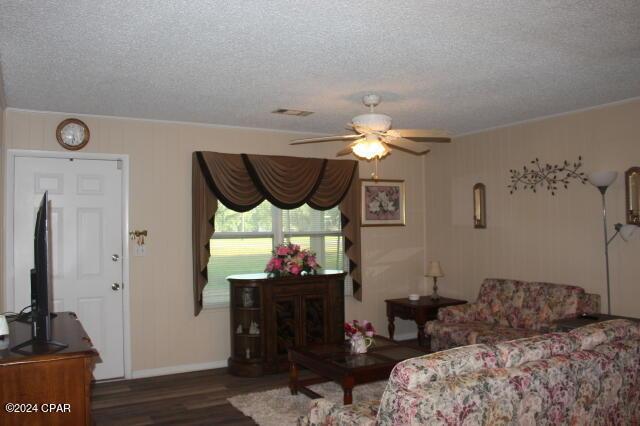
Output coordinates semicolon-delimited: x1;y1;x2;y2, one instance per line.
588;171;618;188
619;224;639;242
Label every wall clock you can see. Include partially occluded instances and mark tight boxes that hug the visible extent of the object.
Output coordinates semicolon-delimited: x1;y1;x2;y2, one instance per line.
56;118;90;151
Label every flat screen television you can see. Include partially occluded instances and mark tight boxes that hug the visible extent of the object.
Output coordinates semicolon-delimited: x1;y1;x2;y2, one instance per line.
11;191;67;354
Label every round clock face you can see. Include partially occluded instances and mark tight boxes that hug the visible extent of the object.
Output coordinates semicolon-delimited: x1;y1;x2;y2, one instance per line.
61;122;86;146
56;118;89;150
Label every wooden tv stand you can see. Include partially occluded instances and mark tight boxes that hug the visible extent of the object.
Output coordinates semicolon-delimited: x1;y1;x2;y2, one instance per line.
0;311;98;426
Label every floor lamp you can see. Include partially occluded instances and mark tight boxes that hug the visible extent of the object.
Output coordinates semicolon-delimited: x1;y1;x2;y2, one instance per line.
588;171;639;315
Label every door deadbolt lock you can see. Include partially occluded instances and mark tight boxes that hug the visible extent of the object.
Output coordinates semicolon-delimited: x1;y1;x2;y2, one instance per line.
112;254;120;262
112;283;121;291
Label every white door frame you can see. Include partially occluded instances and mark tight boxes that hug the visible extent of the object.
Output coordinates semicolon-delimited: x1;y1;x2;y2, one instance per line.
4;149;132;379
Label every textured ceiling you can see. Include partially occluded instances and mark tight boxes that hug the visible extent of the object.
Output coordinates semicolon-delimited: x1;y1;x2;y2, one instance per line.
1;1;639;135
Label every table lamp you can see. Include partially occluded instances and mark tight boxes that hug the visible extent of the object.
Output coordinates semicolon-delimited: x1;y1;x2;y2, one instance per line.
426;261;444;300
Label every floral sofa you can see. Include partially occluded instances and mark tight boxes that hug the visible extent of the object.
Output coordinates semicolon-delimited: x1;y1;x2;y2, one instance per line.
304;319;640;425
426;278;600;351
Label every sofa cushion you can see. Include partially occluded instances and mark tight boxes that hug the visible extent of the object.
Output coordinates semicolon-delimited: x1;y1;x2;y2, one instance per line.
569;319;640;350
428;321;542;351
506;282;585;329
427;321;496;349
476;278;523;326
494;332;580;368
473;326;541;346
514;353;591;424
474;279;588;330
538;282;588;323
388;344;499;391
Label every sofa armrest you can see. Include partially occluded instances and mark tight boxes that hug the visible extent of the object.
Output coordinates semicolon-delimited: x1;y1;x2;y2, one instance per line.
303;399;336;426
388;344;499;391
303;398;379;426
437;302;478;323
580;292;601;315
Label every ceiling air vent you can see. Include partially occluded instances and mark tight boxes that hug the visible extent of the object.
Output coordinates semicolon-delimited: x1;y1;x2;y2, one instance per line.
272;108;313;117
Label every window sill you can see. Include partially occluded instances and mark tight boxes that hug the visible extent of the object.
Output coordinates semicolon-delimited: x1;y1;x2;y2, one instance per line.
202;303;230;311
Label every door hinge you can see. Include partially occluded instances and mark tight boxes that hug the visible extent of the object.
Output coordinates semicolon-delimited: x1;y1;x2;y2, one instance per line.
116;160;123;170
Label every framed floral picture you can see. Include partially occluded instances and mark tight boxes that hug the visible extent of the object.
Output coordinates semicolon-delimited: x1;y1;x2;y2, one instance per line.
361;179;406;226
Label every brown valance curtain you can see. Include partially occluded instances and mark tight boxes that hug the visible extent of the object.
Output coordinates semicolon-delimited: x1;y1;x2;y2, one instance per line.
192;151;361;315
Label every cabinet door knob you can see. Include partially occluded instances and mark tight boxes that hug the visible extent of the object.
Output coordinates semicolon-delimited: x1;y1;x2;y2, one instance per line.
112;283;121;291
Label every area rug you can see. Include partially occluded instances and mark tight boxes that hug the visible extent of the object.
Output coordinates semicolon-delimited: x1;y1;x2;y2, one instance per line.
227;381;386;426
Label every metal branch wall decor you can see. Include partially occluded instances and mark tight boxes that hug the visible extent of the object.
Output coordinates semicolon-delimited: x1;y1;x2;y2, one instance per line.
508;156;587;195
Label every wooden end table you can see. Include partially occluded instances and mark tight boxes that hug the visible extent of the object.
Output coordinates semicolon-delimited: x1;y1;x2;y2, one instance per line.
385;296;466;348
288;335;427;405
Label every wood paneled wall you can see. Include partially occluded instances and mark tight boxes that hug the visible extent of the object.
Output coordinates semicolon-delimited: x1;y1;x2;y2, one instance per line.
2;109;425;374
425;99;640;317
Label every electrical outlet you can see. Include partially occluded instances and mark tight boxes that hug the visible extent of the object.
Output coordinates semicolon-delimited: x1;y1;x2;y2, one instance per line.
134;245;146;257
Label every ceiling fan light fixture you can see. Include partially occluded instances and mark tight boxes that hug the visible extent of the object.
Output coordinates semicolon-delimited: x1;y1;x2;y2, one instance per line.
352;135;388;160
289;93;450;158
351;113;392;132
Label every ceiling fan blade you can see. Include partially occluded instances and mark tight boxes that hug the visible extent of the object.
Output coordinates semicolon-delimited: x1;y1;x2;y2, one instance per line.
336;147;354;157
290;134;361;145
347;122;373;135
393;129;451;143
384;138;432;155
335;141;361;157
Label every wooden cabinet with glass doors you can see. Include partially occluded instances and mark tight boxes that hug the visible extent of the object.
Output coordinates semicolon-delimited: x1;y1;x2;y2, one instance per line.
228;270;345;377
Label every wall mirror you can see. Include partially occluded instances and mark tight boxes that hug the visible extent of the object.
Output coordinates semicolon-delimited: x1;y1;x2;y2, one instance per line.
473;183;486;229
625;167;640;225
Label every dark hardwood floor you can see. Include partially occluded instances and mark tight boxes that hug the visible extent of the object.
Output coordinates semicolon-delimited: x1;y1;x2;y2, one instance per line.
92;367;312;425
92;340;421;425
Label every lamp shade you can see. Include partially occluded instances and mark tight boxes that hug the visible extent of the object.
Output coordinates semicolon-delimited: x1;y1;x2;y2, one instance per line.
588;171;618;188
619;224;639;242
352;134;389;160
426;261;444;277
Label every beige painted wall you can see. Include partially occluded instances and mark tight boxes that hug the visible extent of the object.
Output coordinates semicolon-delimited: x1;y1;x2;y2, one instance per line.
2;109;425;373
425;99;640;317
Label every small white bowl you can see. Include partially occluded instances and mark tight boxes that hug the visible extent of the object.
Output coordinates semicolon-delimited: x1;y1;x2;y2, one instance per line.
408;294;420;301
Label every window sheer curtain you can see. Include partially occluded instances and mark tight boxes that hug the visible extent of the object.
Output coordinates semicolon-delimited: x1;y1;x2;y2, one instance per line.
192;152;361;315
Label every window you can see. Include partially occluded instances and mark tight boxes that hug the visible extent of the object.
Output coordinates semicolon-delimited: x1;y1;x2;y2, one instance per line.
203;202;352;308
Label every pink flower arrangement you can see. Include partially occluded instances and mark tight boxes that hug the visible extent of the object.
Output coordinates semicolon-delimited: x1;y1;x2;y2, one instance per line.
344;320;375;339
265;243;320;277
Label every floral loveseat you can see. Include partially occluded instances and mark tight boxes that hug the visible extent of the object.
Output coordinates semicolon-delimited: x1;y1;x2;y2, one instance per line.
304;319;640;425
426;278;600;351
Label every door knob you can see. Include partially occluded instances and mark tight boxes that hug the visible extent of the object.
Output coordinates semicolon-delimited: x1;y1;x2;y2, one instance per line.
112;283;121;291
112;254;120;262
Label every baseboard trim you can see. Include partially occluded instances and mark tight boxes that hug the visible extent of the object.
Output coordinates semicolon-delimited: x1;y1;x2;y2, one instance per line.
129;334;420;379
392;332;418;342
132;360;228;379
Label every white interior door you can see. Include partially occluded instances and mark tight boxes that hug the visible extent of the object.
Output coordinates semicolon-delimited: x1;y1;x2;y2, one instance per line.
13;156;124;380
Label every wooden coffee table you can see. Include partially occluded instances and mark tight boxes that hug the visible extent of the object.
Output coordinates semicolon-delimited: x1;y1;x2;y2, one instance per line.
288;335;427;405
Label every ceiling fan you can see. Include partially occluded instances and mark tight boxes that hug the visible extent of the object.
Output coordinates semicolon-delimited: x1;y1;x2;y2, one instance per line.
290;94;451;160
